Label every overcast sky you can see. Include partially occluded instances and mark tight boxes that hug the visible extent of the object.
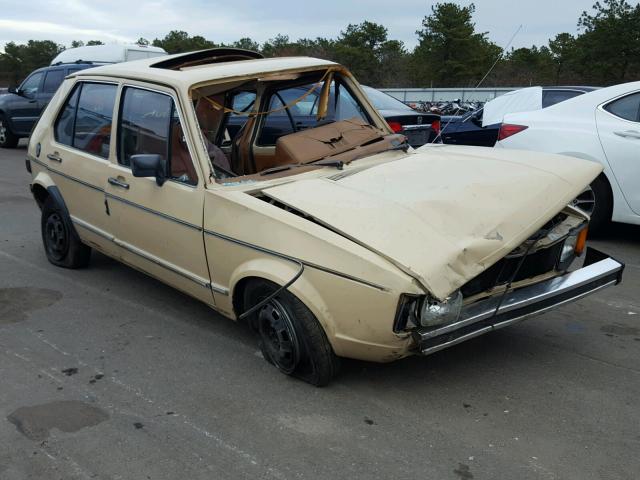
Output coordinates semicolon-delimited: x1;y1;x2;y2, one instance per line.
0;0;608;53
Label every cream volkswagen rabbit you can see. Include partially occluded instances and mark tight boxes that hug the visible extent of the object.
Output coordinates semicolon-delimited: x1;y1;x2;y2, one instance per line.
27;49;624;385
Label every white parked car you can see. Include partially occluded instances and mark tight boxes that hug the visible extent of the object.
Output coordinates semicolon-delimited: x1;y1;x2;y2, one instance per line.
496;82;640;231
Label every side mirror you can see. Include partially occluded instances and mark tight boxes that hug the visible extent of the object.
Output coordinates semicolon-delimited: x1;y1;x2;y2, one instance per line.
7;86;19;95
131;154;166;186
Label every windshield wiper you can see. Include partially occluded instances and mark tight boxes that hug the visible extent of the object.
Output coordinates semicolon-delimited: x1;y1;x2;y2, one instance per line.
259;159;344;176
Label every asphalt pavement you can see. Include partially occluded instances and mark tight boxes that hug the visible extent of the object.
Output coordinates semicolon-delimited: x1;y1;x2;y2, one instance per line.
1;142;639;479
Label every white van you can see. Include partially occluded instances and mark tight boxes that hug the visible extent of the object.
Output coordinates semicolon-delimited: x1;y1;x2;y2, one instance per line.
51;44;167;65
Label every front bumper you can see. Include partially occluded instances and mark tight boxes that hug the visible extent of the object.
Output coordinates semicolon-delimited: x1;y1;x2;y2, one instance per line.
414;248;624;355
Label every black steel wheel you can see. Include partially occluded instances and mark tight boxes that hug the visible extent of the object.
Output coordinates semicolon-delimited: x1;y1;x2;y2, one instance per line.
257;298;300;374
244;279;340;386
44;211;69;262
41;196;91;268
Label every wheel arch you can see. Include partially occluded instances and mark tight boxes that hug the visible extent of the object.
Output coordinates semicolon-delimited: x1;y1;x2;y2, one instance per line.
229;257;336;340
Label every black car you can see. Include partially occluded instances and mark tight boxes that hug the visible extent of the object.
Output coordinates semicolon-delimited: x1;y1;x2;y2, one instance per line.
0;62;100;148
362;86;440;147
221;84;441;150
440;86;598;147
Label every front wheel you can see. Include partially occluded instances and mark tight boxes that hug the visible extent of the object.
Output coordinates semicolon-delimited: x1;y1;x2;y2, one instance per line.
41;196;91;268
0;114;19;148
244;279;340;386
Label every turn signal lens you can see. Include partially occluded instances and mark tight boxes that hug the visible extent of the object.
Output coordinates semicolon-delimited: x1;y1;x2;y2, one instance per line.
388;121;403;133
575;227;588;256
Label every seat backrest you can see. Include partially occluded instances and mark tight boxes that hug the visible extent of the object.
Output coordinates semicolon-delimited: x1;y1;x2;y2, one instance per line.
170;122;198;183
274;118;383;166
195;95;226;141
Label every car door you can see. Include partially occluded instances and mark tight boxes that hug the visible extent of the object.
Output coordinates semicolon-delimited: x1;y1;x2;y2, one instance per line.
104;84;214;305
43;80;118;250
11;71;45;135
595;91;640;214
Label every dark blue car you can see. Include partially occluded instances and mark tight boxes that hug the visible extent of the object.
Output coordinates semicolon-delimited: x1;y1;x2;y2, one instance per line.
440;87;598;147
0;62;100;148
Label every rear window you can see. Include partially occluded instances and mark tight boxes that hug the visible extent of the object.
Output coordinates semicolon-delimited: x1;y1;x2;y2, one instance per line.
542;90;584;108
604;93;640;122
53;82;117;159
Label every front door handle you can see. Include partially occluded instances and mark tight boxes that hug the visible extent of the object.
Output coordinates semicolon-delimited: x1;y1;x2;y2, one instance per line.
108;177;130;189
46;153;62;163
614;130;640;139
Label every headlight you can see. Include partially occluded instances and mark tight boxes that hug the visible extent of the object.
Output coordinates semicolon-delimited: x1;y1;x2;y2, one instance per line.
420;290;463;327
559;226;588;265
560;234;578;263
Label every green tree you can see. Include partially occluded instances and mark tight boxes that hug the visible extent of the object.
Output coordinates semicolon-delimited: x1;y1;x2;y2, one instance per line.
574;0;640;84
86;40;104;46
232;37;260;52
412;2;501;87
136;37;150;46
0;40;64;84
152;30;215;54
548;33;578;84
332;21;407;85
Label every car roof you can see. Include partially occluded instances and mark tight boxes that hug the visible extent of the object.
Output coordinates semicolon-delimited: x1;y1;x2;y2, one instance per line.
73;49;337;89
541;86;599;92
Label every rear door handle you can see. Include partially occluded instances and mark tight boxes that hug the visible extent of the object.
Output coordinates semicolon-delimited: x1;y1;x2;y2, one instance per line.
46;153;62;163
108;177;130;189
614;130;640;139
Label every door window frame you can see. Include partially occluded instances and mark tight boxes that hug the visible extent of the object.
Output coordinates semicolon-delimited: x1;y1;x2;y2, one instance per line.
19;71;45;98
599;89;640;124
51;79;119;162
116;83;202;188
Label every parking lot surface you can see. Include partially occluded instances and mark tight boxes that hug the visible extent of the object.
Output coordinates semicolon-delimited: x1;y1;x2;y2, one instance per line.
1;143;639;479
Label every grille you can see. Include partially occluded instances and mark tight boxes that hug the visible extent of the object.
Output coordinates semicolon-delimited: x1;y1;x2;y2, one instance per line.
461;241;564;298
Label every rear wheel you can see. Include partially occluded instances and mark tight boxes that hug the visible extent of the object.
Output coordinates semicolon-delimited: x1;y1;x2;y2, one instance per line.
41;196;91;268
0;114;19;148
244;279;340;386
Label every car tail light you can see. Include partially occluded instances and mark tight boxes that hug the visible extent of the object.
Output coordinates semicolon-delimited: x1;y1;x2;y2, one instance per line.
498;124;528;141
388;121;403;133
431;119;440;135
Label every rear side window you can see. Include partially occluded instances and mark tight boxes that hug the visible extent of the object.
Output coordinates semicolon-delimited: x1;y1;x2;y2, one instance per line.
54;85;80;146
42;70;65;94
604;93;640;122
53;82;117;159
118;87;197;185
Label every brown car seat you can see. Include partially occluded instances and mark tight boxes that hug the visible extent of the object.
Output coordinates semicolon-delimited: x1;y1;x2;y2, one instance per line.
274;118;384;166
170;122;198;184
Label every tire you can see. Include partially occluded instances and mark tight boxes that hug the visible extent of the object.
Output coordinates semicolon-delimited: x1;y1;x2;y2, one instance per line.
244;279;340;386
584;175;612;235
0;113;20;148
41;196;91;268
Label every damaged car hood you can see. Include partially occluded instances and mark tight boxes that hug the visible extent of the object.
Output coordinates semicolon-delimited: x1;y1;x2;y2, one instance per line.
262;146;602;299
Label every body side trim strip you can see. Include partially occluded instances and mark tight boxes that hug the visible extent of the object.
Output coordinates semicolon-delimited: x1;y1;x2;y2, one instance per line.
71;215;229;295
105;193;202;232
203;228;388;292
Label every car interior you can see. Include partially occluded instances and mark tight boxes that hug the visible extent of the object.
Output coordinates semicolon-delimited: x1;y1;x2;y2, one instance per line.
192;69;406;183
